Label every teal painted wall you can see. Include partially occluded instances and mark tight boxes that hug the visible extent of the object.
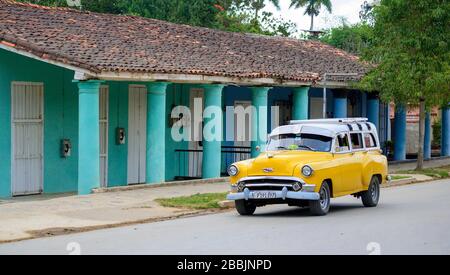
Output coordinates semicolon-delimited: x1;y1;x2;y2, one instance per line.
43;69;79;194
0;50;12;197
0;49;215;196
0;50;136;196
106;81;129;187
0;49;79;196
165;84;189;181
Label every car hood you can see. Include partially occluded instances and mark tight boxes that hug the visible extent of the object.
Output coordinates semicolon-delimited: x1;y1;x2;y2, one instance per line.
246;151;332;177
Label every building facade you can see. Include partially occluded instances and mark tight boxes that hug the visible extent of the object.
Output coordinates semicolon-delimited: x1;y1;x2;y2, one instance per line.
0;1;448;197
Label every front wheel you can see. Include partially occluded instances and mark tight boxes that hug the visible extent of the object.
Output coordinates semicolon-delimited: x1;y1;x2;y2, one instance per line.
361;176;380;207
235;200;256;216
309;182;331;216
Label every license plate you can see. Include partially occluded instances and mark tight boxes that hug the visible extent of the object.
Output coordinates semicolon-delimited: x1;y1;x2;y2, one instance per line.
252;191;277;199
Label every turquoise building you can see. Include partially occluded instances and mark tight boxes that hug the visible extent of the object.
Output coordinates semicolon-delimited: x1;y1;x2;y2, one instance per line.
0;1;448;197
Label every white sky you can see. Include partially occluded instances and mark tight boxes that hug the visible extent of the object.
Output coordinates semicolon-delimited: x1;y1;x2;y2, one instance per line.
264;0;365;31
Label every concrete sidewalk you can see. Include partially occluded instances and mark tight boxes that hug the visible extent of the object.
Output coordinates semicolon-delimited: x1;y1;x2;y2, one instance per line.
0;181;229;243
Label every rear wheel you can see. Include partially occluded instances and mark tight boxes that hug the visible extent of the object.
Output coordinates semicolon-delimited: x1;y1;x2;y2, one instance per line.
235;200;256;216
361;176;380;207
309;182;331;216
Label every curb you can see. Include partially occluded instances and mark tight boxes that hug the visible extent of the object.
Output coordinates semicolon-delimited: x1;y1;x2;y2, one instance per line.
383;177;435;188
92;177;230;193
218;200;234;209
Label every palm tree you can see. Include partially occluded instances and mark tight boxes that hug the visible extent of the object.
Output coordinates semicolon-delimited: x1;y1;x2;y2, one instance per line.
236;0;280;22
289;0;332;31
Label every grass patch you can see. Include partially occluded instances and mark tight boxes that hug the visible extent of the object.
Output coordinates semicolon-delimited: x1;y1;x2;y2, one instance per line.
398;166;450;179
390;175;412;180
155;192;228;210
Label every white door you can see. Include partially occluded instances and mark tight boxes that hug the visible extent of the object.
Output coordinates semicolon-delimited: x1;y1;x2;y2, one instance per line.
99;86;109;188
189;88;204;178
234;101;252;148
127;85;147;184
11;82;44;196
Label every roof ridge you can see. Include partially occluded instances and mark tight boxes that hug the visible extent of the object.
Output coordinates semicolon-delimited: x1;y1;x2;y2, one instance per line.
1;0;357;56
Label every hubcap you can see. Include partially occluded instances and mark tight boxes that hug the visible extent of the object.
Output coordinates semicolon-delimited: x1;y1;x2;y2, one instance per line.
319;187;329;209
371;182;379;201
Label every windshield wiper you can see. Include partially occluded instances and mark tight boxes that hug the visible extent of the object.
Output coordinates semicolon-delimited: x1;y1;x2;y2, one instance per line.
276;146;289;150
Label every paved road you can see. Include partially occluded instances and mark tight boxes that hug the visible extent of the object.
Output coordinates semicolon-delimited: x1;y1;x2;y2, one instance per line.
1;180;450;255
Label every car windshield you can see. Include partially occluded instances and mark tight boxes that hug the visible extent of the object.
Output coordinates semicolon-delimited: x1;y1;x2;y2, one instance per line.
267;133;333;152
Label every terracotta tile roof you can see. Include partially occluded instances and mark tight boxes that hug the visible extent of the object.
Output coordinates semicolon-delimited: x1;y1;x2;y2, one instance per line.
0;0;369;84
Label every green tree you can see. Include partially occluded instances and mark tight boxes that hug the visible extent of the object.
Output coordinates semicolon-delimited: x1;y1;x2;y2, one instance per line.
233;0;280;22
18;0;227;28
359;0;450;170
289;0;332;31
320;22;374;55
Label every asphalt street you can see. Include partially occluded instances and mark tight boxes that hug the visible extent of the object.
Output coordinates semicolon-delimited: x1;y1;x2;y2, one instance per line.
1;179;450;255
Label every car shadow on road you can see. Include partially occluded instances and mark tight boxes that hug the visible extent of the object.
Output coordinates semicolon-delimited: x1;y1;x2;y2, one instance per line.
252;203;366;218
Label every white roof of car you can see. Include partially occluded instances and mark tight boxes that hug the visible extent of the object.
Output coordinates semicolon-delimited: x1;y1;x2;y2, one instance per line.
270;118;377;138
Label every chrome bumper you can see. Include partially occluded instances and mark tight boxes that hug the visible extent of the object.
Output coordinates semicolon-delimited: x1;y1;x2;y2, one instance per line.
227;187;320;201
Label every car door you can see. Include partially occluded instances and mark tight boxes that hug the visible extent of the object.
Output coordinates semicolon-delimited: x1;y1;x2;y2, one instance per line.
348;132;365;191
332;133;360;195
362;132;380;182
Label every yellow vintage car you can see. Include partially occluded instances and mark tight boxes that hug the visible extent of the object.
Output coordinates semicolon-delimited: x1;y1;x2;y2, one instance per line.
227;118;389;216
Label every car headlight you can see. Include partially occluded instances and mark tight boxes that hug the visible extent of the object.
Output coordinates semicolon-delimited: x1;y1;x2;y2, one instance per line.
228;165;239;176
302;165;313;177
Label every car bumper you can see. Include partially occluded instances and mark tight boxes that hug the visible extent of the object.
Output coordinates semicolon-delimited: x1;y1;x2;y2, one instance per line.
227;187;320;201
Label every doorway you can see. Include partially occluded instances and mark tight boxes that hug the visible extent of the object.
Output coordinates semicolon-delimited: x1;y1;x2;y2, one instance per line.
127;85;147;184
11;82;44;196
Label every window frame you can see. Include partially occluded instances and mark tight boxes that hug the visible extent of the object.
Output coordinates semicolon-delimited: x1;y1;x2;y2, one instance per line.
332;132;352;154
349;132;366;152
363;131;380;151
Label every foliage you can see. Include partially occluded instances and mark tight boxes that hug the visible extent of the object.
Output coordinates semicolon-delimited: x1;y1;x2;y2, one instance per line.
215;3;297;37
233;0;280;21
359;0;376;25
289;0;332;30
390;175;411;180
320;22;374;56
399;167;450;179
155;193;228;210
359;0;450;107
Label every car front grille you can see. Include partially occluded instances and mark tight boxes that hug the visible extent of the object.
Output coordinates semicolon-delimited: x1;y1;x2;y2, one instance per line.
240;178;300;192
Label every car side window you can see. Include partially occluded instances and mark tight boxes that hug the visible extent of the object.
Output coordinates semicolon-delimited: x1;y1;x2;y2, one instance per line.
335;133;350;152
350;133;363;150
364;133;378;148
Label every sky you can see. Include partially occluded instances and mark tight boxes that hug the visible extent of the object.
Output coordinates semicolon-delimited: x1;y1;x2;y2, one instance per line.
264;0;365;31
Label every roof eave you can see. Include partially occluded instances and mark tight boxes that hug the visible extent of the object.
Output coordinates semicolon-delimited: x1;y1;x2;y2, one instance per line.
1;41;358;88
312;81;360;89
92;71;316;87
0;42;95;77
